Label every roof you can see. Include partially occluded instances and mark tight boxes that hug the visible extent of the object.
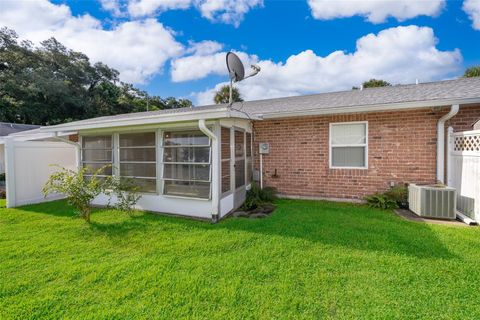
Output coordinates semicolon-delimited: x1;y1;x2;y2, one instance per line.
41;77;480;132
41;106;252;132
236;76;480;118
0;122;40;136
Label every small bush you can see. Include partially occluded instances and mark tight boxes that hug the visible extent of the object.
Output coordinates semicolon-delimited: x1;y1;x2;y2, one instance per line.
105;177;142;215
385;185;408;208
242;183;277;211
365;194;398;210
0;189;5;199
43;165;111;223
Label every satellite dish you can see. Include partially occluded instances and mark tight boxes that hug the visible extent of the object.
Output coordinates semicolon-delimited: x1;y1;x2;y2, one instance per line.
226;52;245;82
225;52;260;106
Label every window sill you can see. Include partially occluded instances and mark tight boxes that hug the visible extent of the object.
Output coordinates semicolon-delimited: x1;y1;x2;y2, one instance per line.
329;166;368;170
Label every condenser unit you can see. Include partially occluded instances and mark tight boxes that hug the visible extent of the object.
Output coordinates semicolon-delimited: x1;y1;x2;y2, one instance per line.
408;184;456;219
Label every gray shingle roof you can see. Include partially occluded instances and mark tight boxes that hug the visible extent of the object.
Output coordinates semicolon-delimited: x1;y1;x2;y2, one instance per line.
42;77;480;131
235;76;480;117
0;123;40;136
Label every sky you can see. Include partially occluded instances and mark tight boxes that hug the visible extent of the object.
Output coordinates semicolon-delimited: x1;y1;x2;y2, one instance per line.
1;0;479;106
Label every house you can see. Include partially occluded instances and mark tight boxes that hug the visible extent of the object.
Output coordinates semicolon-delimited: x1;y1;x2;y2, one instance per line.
0;123;40;174
2;77;480;221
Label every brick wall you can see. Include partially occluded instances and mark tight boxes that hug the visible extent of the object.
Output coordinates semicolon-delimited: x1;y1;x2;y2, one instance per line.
252;105;480;200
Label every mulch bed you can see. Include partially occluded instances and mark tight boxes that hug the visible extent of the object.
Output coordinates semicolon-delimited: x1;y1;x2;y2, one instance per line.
232;204;276;219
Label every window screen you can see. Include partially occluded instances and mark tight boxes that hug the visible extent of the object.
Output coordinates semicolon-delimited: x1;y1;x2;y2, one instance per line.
246;132;252;184
81;135;113;176
221;127;231;194
330;122;367;168
119;132;156;193
163;130;211;199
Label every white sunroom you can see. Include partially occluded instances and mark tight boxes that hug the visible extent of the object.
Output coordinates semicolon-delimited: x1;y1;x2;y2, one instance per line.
3;107;255;221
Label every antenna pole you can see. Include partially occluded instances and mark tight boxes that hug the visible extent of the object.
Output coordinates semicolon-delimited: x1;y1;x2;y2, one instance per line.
228;78;233;107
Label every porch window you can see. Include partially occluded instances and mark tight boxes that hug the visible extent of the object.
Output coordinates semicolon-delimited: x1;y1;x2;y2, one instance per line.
119;132;156;193
162;130;211;199
81;135;113;176
221;127;231;194
246;132;252;184
330;122;368;169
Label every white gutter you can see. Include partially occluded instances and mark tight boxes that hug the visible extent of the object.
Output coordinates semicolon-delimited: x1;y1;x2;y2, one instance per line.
456;210;478;226
437;104;459;183
198;119;219;222
39;108;256;133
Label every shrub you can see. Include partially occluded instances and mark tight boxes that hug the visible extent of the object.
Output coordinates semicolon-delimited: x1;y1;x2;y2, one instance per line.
365;194;398;210
385;185;408;208
0;189;5;199
242;183;277;211
105;177;142;215
43;165;110;223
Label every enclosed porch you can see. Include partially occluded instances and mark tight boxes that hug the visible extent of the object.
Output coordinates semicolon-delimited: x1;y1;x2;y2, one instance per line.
4;108;255;222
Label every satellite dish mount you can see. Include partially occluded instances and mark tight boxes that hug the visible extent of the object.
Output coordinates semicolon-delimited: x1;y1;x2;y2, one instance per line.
226;52;260;106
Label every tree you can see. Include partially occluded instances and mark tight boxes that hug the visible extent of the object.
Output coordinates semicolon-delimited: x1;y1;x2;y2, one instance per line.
464;66;480;78
214;85;243;104
362;79;392;88
0;27;192;125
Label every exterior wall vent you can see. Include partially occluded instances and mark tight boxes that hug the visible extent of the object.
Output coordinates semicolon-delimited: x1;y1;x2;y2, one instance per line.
408;184;456;219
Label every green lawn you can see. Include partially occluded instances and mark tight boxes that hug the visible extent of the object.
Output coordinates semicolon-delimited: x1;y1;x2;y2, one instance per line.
1;198;480;319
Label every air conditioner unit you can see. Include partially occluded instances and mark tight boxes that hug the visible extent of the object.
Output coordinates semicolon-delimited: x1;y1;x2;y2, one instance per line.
408;184;456;219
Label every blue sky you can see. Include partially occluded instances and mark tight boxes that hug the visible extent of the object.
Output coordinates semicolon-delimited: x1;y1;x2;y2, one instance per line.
1;0;480;105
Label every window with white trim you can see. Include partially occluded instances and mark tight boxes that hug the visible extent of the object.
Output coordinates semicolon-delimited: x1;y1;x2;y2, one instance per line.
162;130;211;199
330;122;368;168
81;135;113;176
119;132;157;193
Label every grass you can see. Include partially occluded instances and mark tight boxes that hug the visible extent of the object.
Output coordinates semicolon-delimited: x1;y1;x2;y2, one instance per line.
1;198;480;319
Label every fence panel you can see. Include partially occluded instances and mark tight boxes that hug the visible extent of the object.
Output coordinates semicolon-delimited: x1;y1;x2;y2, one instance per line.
448;128;480;221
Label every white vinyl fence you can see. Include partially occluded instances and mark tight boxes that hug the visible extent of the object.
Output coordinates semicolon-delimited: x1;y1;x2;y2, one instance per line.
0;144;5;174
447;127;480;221
5;140;77;207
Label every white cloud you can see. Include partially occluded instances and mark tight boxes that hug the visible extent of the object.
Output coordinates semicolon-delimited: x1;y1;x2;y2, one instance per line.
185;40;224;55
127;0;263;26
0;0;183;84
463;0;480;30
127;0;192;17
171;48;257;82
193;25;462;105
197;0;263;27
99;0;123;16
308;0;445;23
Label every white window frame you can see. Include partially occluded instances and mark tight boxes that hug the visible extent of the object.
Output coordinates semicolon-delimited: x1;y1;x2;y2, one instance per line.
118;131;158;194
80;134;114;178
329;121;368;169
161;129;212;200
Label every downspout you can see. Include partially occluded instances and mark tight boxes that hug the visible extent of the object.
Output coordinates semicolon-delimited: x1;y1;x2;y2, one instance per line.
437;104;459;183
198;120;219;223
53;133;81;169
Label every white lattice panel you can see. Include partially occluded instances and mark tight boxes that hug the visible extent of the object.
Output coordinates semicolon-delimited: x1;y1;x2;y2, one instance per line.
454;134;480;152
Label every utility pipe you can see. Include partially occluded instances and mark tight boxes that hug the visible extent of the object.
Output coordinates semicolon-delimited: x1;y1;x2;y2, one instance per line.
437;104;459;183
260;153;263;189
198;119;219;222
